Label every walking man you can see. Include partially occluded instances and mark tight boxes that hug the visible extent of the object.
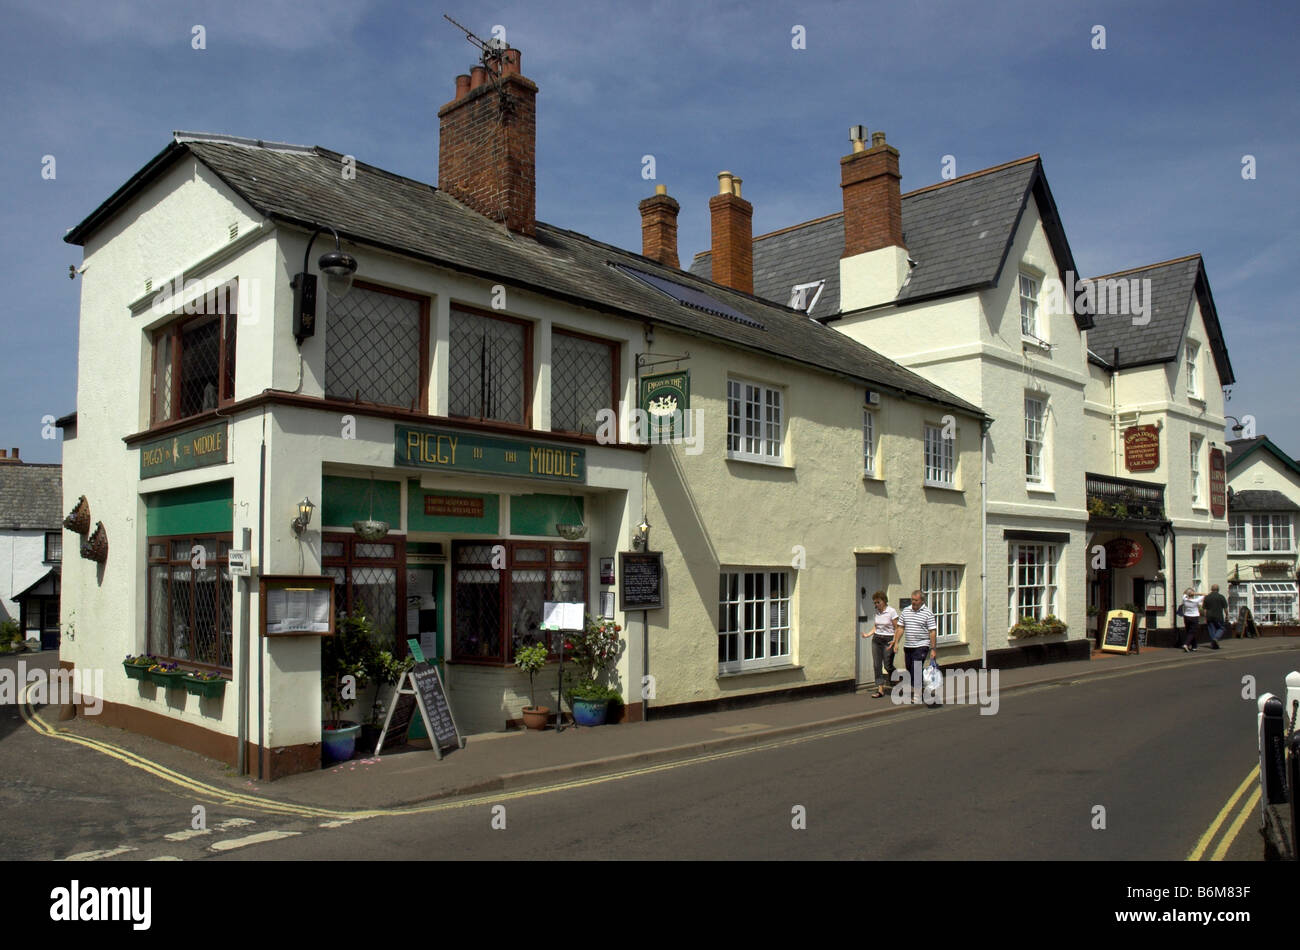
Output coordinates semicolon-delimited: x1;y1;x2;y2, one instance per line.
894;589;938;703
1202;584;1228;650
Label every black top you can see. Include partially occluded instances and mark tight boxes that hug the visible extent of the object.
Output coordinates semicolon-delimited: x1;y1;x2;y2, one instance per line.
1202;592;1229;622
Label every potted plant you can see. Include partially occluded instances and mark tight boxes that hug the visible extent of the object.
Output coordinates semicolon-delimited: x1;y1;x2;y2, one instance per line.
1;620;23;654
147;660;185;688
1009;616;1044;639
514;642;551;730
562;616;624;725
123;653;156;680
360;649;415;750
182;668;228;699
320;605;379;763
1040;614;1068;637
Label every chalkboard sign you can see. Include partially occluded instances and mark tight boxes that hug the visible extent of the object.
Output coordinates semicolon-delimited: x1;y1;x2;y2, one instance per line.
619;551;664;611
1100;609;1136;654
411;661;462;757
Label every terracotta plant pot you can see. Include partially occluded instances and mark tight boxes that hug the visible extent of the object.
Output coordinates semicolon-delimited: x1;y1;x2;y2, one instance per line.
521;706;550;730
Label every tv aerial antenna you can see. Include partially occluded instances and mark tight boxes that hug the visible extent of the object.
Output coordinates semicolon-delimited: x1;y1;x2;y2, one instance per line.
444;14;507;68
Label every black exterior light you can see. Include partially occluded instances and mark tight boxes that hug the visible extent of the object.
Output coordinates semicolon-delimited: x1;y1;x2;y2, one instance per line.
1224;415;1246;437
291;225;357;344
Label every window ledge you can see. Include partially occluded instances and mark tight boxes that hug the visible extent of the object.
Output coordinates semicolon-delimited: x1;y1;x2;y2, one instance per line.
924;481;962;493
863;473;884;483
1026;486;1055;496
726;454;791;470
717;662;801;679
935;635;963;647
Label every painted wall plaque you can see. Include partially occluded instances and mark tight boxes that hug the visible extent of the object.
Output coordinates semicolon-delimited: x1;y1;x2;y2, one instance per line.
1123;425;1160;473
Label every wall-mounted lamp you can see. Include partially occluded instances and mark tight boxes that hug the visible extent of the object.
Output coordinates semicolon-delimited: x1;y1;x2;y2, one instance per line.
291;497;315;536
290;225;358;344
632;517;651;551
1224;415;1246;437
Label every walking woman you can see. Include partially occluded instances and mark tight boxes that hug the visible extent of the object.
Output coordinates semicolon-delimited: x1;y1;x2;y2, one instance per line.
1181;587;1205;652
866;591;902;698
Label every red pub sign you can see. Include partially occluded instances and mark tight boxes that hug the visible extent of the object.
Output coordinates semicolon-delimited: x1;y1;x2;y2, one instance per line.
1123;425;1160;472
1209;448;1227;517
1104;538;1144;569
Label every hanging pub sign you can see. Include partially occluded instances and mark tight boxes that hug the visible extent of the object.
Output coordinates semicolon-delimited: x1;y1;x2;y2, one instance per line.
1209;448;1227;517
140;421;229;478
396;425;585;484
639;371;690;440
1123;425;1160;473
1104;538;1143;569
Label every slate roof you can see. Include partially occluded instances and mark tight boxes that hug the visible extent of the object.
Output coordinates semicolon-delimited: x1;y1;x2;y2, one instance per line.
0;463;62;530
64;134;983;418
1082;255;1235;385
690;155;1084;325
1229;489;1300;513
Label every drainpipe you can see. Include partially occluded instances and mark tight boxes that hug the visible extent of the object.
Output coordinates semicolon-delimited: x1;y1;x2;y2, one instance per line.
237;526;250;774
256;419;266;781
977;421;987;670
1168;523;1178;641
1111;347;1120;477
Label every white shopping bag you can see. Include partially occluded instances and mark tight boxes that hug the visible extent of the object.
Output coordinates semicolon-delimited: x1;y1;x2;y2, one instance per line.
922;659;942;703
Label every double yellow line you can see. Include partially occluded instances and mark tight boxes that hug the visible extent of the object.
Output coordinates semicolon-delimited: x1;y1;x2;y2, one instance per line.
1187;765;1261;861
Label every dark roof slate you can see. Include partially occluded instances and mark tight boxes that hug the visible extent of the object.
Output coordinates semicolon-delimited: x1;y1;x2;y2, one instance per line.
1081;255;1234;385
0;464;63;530
1229;489;1300;512
66;135;983;418
691;157;1079;321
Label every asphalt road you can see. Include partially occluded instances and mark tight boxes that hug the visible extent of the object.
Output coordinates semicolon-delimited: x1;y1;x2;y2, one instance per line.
3;646;1295;861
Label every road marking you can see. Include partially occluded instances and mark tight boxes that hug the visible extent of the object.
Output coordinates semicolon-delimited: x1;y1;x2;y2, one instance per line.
209;830;301;852
216;818;256;830
149;856;183;861
1210;785;1262;861
64;846;137;861
1187;765;1259;861
163;829;211;842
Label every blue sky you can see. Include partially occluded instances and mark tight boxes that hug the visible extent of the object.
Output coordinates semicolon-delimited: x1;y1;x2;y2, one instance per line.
2;0;1296;464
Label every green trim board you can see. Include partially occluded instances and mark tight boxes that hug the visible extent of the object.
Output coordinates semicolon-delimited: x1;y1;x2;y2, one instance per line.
395;425;585;483
140;421;229;478
1226;436;1300;478
407;483;499;534
509;493;585;537
322;476;402;528
145;480;234;536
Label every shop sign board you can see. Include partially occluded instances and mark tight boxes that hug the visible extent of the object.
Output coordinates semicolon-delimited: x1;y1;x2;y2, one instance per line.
1123;425;1160;473
396;425;585;484
140;421;229;478
425;494;485;518
619;551;664;611
1104;538;1144;569
639;371;691;439
1209;448;1227;517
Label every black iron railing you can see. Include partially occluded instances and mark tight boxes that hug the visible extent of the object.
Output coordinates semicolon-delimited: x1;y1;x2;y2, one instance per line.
1086;473;1166;522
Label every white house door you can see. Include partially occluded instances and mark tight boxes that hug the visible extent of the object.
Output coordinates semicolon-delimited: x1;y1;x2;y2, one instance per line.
856;561;882;687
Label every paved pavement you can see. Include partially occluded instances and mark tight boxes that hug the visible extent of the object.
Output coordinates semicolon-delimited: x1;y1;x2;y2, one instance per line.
17;637;1300;813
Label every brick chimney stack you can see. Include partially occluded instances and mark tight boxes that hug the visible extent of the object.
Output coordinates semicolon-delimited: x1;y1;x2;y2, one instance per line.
638;184;681;269
709;171;753;294
839;127;909;311
0;447;19;463
841;128;904;257
437;46;538;237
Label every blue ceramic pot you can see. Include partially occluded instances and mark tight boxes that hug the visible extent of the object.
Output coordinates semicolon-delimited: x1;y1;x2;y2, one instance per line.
322;720;361;763
571;698;609;726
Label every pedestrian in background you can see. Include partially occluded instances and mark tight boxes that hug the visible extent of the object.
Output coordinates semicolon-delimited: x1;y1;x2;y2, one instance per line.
896;589;938;703
1202;584;1228;650
1180;587;1204;652
865;590;902;699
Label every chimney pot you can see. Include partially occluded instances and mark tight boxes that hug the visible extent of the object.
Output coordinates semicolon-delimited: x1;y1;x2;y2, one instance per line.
469;65;487;90
717;171;734;195
502;47;521;76
455;73;471;97
0;450;7;459
655;183;666;195
871;131;887;148
731;176;743;198
9;447;17;460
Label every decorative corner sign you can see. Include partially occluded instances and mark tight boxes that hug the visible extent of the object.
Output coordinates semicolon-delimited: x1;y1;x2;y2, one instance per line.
1123;425;1160;473
1209;448;1227;518
140;421;229;479
639;371;690;440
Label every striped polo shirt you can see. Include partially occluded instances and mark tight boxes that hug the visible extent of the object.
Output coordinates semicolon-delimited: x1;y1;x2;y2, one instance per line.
899;603;937;647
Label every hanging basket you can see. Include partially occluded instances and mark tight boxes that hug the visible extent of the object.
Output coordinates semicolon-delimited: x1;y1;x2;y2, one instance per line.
64;495;91;536
352;519;390;542
555;523;587;541
81;521;108;563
